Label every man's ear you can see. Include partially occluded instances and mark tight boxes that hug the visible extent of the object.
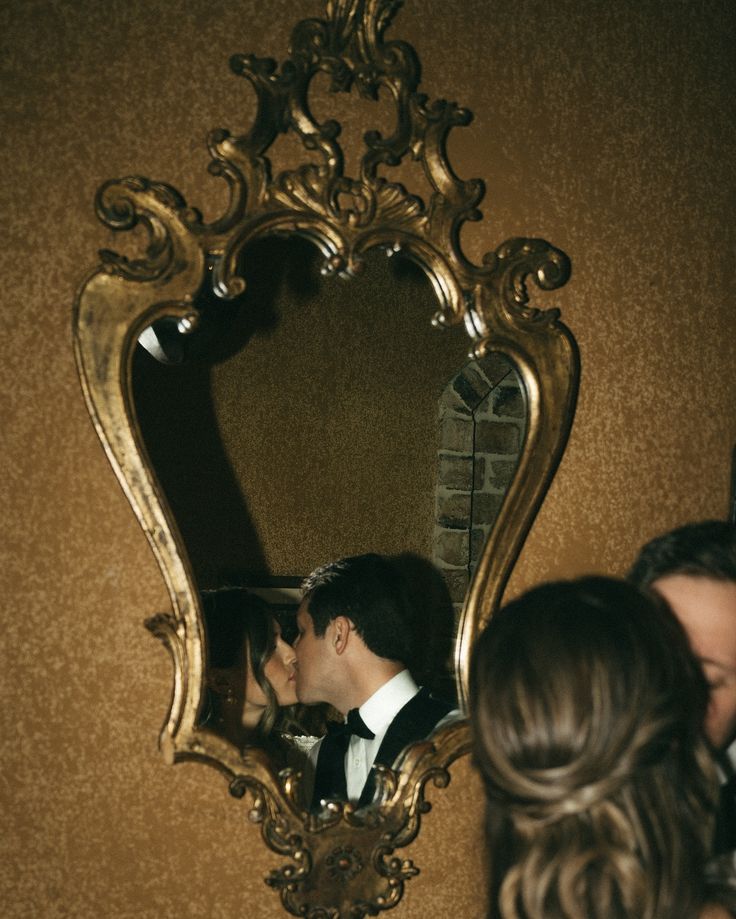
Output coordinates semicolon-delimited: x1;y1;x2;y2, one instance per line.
332;615;353;655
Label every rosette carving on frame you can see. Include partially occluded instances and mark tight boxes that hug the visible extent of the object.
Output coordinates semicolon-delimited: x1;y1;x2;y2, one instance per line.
73;0;579;916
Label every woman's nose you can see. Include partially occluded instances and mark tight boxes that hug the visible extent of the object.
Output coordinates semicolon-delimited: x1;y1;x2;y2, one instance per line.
279;637;297;665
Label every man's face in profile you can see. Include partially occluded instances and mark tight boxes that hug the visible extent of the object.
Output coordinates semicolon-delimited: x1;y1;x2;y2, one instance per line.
653;574;736;749
293;599;331;706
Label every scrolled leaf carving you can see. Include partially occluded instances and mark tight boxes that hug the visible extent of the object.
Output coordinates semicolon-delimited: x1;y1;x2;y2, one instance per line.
95;176;202;285
493;237;572;326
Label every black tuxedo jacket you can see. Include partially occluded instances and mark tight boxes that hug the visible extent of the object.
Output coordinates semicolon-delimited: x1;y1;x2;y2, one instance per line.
714;772;736;854
310;686;454;810
356;686;454;807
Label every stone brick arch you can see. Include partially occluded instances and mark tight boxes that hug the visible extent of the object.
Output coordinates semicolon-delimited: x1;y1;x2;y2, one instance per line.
433;354;527;614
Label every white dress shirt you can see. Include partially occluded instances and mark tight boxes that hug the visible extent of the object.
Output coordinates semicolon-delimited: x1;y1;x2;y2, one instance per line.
345;669;420;800
307;669;420;804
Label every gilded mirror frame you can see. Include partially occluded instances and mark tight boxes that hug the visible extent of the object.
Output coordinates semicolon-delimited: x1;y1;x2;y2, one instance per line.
72;1;579;915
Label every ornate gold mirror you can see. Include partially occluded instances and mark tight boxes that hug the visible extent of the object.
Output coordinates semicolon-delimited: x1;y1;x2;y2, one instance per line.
72;1;578;915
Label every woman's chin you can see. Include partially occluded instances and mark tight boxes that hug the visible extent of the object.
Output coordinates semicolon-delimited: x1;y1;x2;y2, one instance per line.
279;689;299;708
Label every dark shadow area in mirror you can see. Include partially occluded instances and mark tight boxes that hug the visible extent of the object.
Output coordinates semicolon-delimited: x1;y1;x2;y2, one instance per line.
132;236;324;588
390;552;456;706
132;324;271;586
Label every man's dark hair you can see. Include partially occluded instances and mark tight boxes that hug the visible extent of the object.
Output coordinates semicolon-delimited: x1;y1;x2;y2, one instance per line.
628;520;736;588
301;553;413;664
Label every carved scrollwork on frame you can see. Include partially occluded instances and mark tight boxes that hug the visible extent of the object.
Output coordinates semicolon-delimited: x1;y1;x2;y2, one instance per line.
72;1;578;916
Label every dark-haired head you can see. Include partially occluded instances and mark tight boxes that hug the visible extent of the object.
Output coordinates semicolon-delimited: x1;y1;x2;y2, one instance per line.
469;576;717;919
629;520;736;588
629;521;736;750
300;553;413;664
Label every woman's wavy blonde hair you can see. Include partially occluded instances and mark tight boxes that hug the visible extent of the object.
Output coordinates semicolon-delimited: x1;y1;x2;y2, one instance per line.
469;576;718;919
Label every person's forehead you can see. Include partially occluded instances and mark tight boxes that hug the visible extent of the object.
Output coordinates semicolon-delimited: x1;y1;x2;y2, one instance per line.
653;574;736;662
653;573;736;616
296;599;312;626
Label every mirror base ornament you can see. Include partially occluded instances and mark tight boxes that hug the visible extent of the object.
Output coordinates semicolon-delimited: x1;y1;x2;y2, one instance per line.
73;1;578;915
228;722;468;917
147;607;469;917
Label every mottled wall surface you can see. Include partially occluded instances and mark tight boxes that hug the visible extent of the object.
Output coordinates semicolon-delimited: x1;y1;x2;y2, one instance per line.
1;1;734;917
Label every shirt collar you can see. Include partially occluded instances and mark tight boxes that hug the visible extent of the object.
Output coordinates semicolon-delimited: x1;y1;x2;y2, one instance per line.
722;739;736;777
358;669;418;736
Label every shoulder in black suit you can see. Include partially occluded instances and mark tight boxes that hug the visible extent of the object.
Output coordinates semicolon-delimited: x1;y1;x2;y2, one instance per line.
357;687;455;807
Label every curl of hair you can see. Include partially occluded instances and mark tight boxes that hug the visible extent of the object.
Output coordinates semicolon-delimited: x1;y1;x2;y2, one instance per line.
470;577;718;919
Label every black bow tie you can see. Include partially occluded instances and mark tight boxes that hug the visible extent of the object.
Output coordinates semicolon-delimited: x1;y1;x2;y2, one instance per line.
311;708;375;809
327;708;375;740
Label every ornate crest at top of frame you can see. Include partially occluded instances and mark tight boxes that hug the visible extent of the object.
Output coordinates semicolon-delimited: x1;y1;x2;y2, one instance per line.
96;0;570;346
74;1;579;917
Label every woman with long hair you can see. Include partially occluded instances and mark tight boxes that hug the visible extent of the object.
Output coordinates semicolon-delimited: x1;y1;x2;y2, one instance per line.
201;587;298;748
469;576;734;919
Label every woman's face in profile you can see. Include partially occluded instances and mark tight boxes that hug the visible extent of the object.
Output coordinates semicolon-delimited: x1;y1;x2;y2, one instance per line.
245;623;298;710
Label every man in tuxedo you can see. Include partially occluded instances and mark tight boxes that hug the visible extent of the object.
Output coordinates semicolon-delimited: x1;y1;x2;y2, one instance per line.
629;520;736;852
293;553;455;811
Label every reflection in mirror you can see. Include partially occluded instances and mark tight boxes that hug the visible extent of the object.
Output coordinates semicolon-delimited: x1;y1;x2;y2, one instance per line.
131;236;523;800
435;354;527;620
132;236;470;588
295;552;459;812
199;556;464;812
199;584;337;770
199;588;295;753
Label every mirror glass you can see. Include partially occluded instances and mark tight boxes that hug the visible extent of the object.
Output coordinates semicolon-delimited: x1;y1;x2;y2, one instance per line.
132;234;525;805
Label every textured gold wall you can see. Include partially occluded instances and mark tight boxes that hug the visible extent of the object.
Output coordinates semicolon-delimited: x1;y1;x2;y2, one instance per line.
1;1;735;917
